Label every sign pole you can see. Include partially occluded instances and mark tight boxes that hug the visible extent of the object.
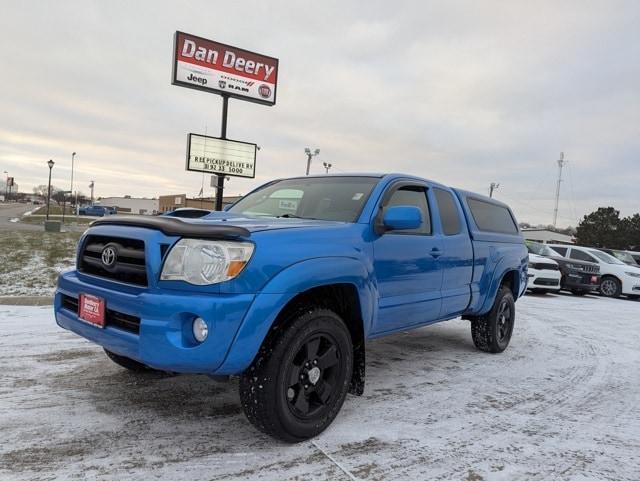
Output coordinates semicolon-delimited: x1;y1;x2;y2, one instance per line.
216;95;229;211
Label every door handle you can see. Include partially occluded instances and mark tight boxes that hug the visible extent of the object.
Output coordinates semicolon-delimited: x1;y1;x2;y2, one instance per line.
430;247;442;258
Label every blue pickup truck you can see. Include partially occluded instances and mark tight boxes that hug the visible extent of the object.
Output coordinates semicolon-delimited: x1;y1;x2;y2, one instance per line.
55;174;527;441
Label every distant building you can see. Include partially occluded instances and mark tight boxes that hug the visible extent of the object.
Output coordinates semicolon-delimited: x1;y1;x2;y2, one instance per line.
98;196;159;215
158;194;242;213
521;228;574;245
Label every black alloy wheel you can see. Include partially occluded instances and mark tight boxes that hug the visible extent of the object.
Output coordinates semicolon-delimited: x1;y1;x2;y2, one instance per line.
495;299;512;347
239;308;353;442
285;333;343;419
471;285;516;353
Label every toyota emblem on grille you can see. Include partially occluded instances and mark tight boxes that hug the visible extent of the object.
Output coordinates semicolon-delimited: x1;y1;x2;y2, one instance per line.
101;246;117;267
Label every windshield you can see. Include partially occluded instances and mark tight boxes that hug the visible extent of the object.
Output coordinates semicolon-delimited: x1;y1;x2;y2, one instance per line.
228;176;379;222
611;250;636;264
589;249;625;265
525;241;557;257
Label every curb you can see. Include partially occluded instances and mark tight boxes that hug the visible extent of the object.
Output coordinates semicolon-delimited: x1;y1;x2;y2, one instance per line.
0;296;54;306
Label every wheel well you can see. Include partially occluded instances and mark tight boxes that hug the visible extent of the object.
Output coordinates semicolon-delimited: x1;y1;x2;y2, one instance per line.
600;274;620;285
500;270;519;298
265;283;366;396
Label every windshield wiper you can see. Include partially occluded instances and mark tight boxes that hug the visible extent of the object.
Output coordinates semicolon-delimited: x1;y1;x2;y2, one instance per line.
277;213;318;220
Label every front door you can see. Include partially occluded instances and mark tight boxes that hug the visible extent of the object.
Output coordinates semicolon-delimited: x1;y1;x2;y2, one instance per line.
372;182;443;334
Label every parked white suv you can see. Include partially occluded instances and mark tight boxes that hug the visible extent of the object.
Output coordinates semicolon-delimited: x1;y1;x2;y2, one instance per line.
526;254;561;293
548;244;640;299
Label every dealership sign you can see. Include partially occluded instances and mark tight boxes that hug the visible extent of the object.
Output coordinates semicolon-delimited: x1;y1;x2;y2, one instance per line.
172;31;278;106
186;133;256;178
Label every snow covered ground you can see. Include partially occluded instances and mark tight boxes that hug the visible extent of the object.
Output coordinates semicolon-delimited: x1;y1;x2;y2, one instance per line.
0;294;638;480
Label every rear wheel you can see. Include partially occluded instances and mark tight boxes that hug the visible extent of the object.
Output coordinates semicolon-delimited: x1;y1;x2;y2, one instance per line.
471;286;515;353
239;308;353;442
104;349;154;372
600;277;622;298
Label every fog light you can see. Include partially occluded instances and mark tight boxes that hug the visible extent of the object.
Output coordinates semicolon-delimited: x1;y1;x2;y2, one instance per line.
192;317;208;343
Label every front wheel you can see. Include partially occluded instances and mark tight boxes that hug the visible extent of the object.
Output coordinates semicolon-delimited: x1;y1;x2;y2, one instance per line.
239;308;353;442
471;286;515;353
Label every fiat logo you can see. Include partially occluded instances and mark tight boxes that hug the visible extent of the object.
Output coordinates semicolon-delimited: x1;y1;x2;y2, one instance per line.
101;246;117;267
258;84;271;98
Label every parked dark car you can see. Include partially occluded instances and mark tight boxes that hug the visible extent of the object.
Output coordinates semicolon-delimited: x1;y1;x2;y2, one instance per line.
162;208;211;218
526;241;600;295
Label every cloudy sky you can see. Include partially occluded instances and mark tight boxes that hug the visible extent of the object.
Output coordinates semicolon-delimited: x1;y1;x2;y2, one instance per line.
1;1;638;226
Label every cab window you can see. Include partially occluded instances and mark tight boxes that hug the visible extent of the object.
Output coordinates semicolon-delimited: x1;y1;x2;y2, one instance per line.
434;188;462;235
384;185;431;235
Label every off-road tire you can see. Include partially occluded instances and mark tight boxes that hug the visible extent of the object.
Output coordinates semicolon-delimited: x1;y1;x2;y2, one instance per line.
104;349;154;372
600;276;622;298
471;286;515;353
239;308;353;443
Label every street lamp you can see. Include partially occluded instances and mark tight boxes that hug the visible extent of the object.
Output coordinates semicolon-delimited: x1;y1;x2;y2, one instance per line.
46;159;55;220
323;162;332;174
304;147;320;175
70;151;76;210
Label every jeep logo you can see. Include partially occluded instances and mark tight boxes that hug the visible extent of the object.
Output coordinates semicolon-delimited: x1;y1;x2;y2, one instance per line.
186;73;207;86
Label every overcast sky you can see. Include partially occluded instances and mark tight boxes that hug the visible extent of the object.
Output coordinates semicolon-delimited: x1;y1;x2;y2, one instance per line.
1;1;638;226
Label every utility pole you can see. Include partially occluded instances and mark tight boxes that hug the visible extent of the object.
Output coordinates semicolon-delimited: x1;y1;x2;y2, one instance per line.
323;162;332;174
489;182;500;198
552;152;566;228
304;147;320;175
89;181;95;204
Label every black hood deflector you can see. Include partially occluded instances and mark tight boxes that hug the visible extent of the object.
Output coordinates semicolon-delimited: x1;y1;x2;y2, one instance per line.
90;215;250;239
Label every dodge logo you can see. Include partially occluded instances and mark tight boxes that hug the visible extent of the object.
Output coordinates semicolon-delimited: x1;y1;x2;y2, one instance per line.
101;246;117;267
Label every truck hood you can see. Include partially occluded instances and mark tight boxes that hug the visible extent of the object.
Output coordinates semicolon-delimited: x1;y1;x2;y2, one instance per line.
189;212;347;233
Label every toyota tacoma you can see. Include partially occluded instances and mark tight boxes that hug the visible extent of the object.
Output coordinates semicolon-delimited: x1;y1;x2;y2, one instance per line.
55;174;528;442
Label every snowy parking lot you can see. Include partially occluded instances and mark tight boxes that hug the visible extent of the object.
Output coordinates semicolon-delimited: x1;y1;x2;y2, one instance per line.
1;294;638;481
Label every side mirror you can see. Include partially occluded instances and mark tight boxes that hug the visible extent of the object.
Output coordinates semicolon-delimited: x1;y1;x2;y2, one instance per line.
382;205;422;231
223;204;232;211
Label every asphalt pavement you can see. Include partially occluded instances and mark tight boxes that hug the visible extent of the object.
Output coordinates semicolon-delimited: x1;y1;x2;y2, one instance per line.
0;203;39;231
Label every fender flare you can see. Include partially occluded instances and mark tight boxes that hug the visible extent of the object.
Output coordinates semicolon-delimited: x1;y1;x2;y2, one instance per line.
478;257;523;315
215;257;376;375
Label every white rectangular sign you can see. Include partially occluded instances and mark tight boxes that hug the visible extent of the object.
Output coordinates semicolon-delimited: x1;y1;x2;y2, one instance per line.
186;134;256;178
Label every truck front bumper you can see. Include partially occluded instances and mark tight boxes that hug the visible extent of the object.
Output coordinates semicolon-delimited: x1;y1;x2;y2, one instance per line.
55;271;255;374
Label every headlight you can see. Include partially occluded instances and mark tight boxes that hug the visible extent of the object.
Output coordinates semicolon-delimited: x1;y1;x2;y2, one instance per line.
565;263;580;270
625;271;640;278
160;239;254;285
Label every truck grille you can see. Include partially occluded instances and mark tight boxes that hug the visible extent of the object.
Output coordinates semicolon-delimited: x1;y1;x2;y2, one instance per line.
60;294;141;334
581;264;599;274
79;235;147;286
530;262;559;271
